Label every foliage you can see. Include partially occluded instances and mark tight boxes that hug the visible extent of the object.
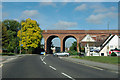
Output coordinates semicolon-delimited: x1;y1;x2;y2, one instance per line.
69;41;77;51
68;50;78;55
2;20;20;31
2;19;20;53
0;53;16;56
17;18;42;53
80;46;85;52
2;23;9;49
111;52;117;56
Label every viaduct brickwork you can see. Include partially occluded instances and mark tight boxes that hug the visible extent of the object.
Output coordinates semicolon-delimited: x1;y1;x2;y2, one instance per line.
42;30;118;53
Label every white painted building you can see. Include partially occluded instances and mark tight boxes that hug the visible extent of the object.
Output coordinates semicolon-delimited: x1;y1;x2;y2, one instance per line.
81;34;98;56
99;35;120;56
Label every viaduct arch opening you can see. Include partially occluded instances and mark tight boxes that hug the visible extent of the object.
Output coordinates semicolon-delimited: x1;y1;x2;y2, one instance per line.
63;35;77;52
46;35;60;54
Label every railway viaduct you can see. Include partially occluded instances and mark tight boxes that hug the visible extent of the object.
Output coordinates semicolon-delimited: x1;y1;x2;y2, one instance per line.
42;30;118;53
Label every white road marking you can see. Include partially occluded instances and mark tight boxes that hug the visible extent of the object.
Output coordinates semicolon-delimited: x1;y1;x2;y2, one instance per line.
42;57;45;61
0;64;3;68
61;72;75;80
43;61;46;64
49;66;56;71
40;56;46;62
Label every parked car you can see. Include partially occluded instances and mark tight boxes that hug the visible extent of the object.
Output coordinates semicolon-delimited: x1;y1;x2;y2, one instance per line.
53;52;70;57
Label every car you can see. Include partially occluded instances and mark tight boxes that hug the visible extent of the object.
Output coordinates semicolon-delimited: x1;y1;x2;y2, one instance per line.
40;52;45;55
53;52;70;57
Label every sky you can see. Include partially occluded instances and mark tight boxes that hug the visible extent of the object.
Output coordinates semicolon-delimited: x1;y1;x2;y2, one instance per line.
1;1;119;47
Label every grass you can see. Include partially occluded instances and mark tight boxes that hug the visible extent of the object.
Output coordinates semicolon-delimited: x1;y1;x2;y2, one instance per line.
73;56;119;64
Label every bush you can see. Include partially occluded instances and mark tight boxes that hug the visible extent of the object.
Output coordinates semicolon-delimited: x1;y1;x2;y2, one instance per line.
0;53;16;56
68;50;78;55
111;52;117;56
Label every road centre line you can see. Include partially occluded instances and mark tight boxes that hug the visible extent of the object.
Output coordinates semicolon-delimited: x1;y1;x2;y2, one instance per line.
49;66;56;71
43;61;46;64
61;72;75;80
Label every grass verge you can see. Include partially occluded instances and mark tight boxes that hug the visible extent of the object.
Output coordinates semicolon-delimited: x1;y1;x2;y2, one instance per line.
73;56;119;64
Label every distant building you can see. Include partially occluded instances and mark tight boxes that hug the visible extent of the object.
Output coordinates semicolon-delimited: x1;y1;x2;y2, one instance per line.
65;47;70;52
99;35;120;56
81;34;99;56
51;47;60;53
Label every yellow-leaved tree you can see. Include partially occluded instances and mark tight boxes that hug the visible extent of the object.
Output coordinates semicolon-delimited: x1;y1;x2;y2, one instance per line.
17;18;42;53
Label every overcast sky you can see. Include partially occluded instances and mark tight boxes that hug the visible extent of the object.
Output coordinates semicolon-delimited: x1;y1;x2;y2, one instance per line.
1;1;118;47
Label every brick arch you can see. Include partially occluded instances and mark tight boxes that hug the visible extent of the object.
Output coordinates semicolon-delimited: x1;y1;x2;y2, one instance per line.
46;35;60;54
62;35;77;52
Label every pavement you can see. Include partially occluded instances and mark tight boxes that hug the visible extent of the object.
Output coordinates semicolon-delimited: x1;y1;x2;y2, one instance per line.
0;54;27;64
1;54;118;79
59;55;118;72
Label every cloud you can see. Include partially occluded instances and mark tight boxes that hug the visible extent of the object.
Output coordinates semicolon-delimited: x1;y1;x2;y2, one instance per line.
91;4;117;13
22;10;39;17
86;12;117;24
53;21;78;30
40;2;56;7
2;12;9;18
75;4;87;11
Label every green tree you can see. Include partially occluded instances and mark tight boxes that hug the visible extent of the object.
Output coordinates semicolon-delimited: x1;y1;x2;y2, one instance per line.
2;23;9;49
69;41;77;51
17;18;42;54
2;19;20;53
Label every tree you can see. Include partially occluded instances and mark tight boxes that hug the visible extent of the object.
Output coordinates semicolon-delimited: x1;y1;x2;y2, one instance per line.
17;18;42;53
2;19;20;53
2;23;9;49
2;20;20;31
69;41;77;51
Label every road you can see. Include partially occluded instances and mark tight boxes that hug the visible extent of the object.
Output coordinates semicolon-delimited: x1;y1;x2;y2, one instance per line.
1;54;118;80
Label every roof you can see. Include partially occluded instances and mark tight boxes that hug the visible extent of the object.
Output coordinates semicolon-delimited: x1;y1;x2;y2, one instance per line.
81;34;96;42
99;34;115;52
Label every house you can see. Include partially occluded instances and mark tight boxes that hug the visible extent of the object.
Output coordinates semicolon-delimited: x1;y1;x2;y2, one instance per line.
99;34;120;56
81;34;100;56
51;47;60;53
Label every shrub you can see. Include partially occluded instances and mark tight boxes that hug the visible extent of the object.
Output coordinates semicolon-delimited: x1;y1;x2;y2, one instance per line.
68;50;78;55
111;52;117;56
0;53;16;56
